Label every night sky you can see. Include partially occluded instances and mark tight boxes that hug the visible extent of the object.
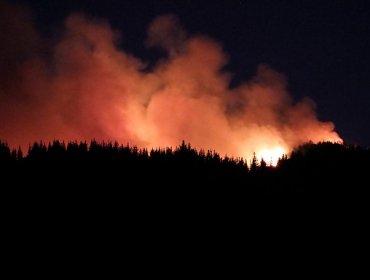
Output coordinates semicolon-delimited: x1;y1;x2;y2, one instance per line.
7;0;370;146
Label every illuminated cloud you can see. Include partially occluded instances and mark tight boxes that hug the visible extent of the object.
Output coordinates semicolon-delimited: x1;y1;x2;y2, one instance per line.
0;3;342;163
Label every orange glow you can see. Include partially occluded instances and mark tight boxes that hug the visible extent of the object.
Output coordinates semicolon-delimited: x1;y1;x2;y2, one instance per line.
256;146;287;167
0;9;343;163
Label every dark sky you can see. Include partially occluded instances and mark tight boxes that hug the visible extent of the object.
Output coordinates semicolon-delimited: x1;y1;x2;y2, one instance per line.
11;0;370;146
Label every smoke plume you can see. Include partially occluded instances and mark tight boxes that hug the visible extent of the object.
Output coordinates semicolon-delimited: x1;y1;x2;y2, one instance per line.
0;2;342;163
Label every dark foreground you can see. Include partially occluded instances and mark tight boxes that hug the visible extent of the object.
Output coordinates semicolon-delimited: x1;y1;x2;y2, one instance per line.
1;140;369;200
1;141;369;274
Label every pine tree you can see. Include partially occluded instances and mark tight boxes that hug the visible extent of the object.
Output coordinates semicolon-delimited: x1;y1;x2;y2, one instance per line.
250;152;258;173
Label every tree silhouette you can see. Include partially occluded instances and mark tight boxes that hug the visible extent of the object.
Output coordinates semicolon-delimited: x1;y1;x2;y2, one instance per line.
250;152;258;173
0;139;369;197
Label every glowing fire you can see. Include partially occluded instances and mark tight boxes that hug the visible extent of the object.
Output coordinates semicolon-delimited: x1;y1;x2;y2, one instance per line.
256;146;287;167
0;9;343;159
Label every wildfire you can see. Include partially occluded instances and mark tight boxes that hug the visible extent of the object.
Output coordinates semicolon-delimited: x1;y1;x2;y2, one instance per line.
0;8;343;160
256;146;287;167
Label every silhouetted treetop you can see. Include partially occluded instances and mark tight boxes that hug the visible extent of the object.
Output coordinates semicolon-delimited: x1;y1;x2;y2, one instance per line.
0;140;369;195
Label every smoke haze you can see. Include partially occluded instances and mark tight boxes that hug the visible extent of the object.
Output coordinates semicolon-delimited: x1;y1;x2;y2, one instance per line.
0;2;342;162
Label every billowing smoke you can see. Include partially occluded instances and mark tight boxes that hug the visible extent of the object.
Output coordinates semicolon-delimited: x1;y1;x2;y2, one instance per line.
0;2;342;164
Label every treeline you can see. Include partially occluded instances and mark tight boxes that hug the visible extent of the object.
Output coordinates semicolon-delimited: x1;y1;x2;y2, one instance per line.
1;139;369;195
0;140;245;166
0;140;249;189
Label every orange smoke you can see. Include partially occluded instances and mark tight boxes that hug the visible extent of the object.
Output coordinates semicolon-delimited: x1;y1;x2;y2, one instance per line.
0;3;342;163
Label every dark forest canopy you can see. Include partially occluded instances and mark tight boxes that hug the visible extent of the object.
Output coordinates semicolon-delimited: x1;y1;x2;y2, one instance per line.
1;140;369;197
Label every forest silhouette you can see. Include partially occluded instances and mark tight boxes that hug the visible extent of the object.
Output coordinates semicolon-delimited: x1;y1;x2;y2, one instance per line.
1;139;369;197
2;138;369;245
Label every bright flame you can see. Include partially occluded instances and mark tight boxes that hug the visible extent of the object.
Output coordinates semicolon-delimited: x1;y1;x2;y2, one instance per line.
0;7;343;159
256;146;287;167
